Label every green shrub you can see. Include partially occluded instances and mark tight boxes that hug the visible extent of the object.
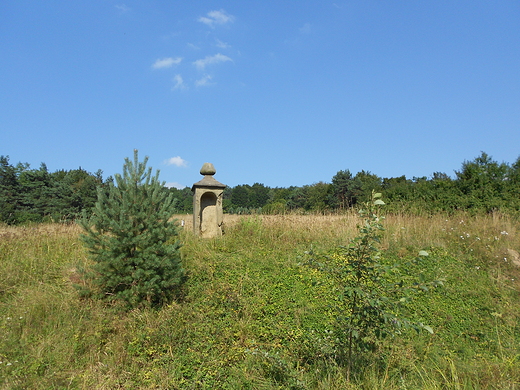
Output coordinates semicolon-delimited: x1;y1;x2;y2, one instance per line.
79;150;185;309
303;192;442;379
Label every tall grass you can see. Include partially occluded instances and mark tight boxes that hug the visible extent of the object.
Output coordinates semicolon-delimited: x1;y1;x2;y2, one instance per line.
0;212;519;389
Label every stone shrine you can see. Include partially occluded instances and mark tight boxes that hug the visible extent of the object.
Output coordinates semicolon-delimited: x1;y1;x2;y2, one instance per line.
192;163;226;238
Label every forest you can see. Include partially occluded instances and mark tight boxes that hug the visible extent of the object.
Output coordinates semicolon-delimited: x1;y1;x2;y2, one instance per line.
1;151;519;224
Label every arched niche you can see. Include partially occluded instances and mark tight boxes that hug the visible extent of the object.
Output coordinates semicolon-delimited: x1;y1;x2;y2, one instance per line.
200;192;218;238
192;163;226;238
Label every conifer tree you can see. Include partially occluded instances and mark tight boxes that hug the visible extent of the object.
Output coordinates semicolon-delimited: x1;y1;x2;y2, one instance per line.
79;150;184;308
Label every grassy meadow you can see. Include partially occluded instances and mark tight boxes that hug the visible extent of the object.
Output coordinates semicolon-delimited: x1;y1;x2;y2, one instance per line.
1;211;519;389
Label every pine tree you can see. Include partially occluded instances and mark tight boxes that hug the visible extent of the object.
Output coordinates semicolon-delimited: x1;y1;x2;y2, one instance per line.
79;150;184;308
0;156;20;223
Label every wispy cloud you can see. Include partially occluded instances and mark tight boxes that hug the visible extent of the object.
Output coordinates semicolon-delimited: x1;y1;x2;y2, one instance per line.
165;156;188;167
165;182;185;189
193;53;232;70
195;75;213;87
198;9;235;28
152;10;237;92
152;57;182;69
115;4;130;13
215;38;230;49
172;74;185;90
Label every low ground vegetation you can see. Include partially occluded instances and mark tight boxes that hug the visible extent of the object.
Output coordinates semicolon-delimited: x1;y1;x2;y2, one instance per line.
0;211;519;389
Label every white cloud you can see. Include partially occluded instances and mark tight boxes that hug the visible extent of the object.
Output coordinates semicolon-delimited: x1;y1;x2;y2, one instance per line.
193;53;232;70
195;75;213;87
215;38;230;49
198;9;235;28
172;74;185;90
152;57;182;69
165;156;188;167
115;4;130;13
165;182;185;189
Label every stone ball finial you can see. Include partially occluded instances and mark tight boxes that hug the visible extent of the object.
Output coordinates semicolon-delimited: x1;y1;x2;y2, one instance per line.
200;162;216;176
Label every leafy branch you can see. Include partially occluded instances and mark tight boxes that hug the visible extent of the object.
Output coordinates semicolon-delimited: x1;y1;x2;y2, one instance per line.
303;192;442;380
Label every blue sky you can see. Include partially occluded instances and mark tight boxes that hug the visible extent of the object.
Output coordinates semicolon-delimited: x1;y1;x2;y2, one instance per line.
1;1;519;189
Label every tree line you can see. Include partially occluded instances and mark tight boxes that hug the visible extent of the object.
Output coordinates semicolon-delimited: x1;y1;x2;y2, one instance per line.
1;152;519;224
222;152;520;215
0;156;105;224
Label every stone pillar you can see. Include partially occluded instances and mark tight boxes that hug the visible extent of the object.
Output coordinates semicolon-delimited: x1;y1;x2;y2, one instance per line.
192;163;226;238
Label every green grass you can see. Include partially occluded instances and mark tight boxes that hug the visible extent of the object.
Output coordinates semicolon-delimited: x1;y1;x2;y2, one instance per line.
0;213;519;389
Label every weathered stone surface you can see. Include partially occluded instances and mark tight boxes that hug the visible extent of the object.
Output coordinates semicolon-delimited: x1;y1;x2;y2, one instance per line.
200;162;216;176
192;175;226;189
192;163;225;238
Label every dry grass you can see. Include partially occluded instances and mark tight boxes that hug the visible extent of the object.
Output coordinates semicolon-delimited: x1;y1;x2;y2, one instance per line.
3;211;517;260
175;210;519;254
0;222;82;239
